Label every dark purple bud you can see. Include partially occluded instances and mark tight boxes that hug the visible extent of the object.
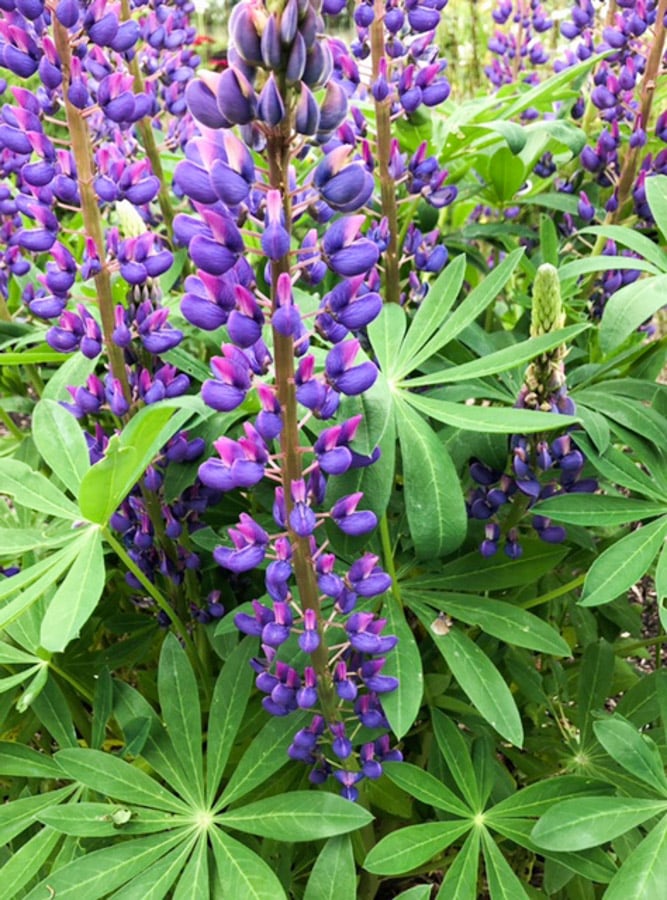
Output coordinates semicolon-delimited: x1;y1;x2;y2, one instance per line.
217;66;257;126
257;74;285;127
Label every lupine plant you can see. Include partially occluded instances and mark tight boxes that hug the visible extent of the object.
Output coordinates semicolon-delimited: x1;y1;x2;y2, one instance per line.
0;0;667;896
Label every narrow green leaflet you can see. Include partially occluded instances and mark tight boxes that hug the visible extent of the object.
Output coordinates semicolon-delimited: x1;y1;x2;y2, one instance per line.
32;398;90;496
0;458;79;520
560;256;659;281
575;434;666;501
55;748;190;814
0;525;79;554
531;798;667;851
218;792;373;840
0;664;42;695
37;803;177;837
108;837;197;900
364;820;471;875
599;274;667;353
0;785;77;846
40;526;105;652
593;718;667;796
481;828;531;899
216;709;307;809
646;174;667;240
395;252;466;377
397;887;433;900
0;824;61;900
577;640;615;748
380;599;423;739
405;392;579;433
409;591;570;656
0;740;62;779
206;636;256;805
580;516;667;607
603;813;667;900
172;833;209;900
487;776;611;821
304;835;356;900
31;678;78;748
367;302;407;378
157;634;204;805
432;710;480;811
382;760;472;817
395;399;466;558
210;826;287;900
533;495;667;527
79;402;197;524
402;324;589;388
579;224;667;271
415;610;524;746
23;831;188;900
436;828;480;900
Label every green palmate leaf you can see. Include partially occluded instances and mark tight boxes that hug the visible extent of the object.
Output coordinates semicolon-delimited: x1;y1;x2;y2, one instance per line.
603;814;667;900
402;324;589;388
0;740;61;778
399;249;524;379
579;225;667;271
55;748;189;814
395;253;466;378
37;803;177;837
481;828;531;900
646;174;667;240
0;459;79;520
157;634;204;804
108;837;197;900
79;402;197;525
432;709;480;811
113;682;198;807
599;274;667;354
409;591;570;656
533;495;667;527
531;798;667;851
219;792;373;840
40;526;105;652
23;830;189;900
368;302;407;378
593;718;667;795
32;399;90;496
172;833;209;900
405;392;579;433
210;826;287;900
418;614;523;746
216;709;307;809
380;599;423;740
304;835;356;900
206;636;256;805
383;761;471;817
395;399;466;558
363;820;471;876
580;516;667;607
436;828;480;900
0;824;61;900
487;776;611;820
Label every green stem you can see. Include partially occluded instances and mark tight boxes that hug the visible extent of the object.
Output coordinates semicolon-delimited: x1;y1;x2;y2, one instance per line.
519;573;586;610
617;633;667;657
0;407;22;439
103;527;210;695
52;20;131;403
25;364;44;397
370;0;401;304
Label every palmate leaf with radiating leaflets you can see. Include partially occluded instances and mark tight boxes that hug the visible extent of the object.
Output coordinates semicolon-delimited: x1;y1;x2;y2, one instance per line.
363;820;471;876
39;526;105;652
408;590;570;656
23;830;189;900
603;813;667;900
531;797;667;851
412;604;523;745
157;635;204;805
210;826;287;900
55;748;189;815
395;398;466;559
304;835;356;900
580;515;667;607
32;398;90;496
206;636;256;805
380;598;423;740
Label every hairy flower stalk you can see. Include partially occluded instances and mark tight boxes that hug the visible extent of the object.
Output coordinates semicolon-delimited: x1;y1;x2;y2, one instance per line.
52;19;130;401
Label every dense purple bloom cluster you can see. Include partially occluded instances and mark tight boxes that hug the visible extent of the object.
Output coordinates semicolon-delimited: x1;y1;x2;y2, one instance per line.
485;0;553;93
